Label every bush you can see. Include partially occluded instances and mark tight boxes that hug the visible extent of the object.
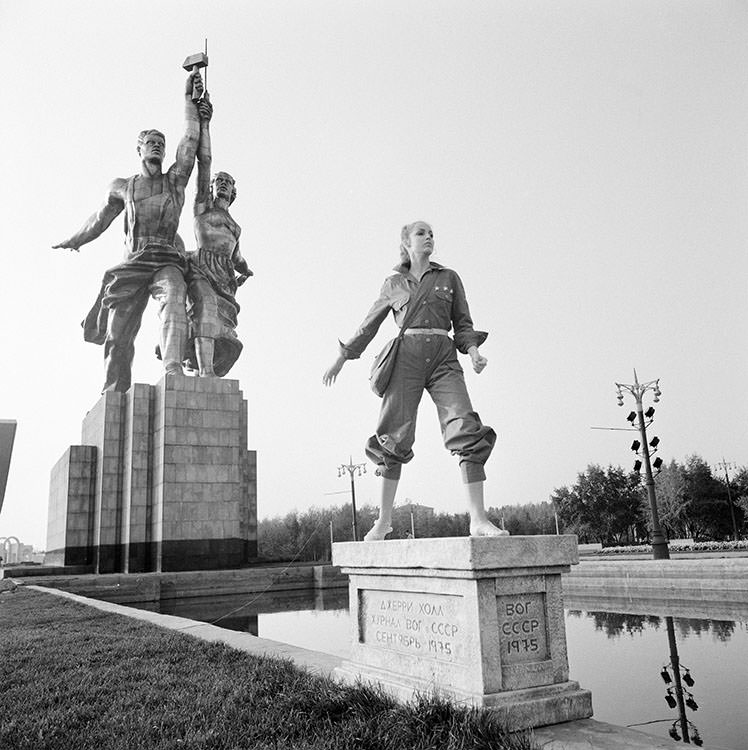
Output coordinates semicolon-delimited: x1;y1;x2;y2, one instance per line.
597;540;748;554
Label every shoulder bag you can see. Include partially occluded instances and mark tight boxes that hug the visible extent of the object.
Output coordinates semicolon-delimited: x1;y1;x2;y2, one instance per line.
369;279;432;397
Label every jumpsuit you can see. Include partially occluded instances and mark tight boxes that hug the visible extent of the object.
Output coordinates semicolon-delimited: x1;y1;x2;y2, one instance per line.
339;261;496;484
83;175;188;393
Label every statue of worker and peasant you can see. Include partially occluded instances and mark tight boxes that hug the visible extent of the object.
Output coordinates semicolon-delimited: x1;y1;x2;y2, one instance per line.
53;56;507;543
53;61;250;393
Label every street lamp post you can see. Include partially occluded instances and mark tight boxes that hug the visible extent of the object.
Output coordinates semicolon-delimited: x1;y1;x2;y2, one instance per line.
338;456;366;541
616;370;670;560
714;458;739;542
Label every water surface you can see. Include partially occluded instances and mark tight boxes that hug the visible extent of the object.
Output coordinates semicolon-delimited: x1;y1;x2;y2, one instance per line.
132;589;748;749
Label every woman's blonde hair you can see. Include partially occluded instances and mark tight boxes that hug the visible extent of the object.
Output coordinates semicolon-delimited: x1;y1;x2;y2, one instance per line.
399;221;430;268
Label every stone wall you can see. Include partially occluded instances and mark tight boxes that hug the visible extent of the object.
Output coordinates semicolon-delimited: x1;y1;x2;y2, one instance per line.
45;374;257;573
563;558;748;602
45;446;97;566
15;564;348;604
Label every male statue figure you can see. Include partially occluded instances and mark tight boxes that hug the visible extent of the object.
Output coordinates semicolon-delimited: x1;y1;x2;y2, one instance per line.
185;92;251;377
53;69;204;393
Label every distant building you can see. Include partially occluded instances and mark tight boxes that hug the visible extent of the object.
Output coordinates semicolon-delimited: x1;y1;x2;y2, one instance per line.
392;501;435;537
0;536;41;564
395;502;435;518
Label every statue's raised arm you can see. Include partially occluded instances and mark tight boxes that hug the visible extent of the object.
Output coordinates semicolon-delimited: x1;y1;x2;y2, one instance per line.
194;93;214;216
169;70;204;189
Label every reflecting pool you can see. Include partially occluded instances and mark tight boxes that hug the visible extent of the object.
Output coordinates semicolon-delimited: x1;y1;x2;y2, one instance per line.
131;590;748;749
563;602;748;748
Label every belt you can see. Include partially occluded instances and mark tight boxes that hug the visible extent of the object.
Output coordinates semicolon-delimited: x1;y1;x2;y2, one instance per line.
402;328;449;336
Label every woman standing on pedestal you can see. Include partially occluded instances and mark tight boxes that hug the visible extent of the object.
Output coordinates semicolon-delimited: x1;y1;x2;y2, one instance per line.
323;221;507;541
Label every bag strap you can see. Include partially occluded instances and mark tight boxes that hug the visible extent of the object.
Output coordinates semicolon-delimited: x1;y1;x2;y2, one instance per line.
396;272;435;340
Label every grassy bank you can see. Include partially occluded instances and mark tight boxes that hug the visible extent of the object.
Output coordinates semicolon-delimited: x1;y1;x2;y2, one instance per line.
0;589;536;750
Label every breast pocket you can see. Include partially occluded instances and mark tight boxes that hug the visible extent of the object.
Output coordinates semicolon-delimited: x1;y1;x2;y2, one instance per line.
434;287;454;305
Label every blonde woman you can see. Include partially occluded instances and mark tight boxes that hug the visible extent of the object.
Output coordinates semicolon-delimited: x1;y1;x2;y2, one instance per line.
324;221;507;541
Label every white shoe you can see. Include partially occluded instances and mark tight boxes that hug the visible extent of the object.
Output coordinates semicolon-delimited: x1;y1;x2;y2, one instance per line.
470;520;510;537
363;520;393;541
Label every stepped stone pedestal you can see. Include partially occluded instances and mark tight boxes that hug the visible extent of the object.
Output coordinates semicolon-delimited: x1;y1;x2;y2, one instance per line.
46;374;257;573
332;535;592;731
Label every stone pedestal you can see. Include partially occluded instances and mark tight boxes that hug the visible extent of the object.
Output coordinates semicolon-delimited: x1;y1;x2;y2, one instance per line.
332;536;592;731
46;374;257;573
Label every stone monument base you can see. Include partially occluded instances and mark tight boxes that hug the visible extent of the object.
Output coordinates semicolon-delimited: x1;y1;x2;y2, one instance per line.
332;536;592;731
46;374;257;573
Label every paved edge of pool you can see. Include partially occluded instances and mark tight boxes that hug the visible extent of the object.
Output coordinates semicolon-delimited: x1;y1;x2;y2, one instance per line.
25;584;696;749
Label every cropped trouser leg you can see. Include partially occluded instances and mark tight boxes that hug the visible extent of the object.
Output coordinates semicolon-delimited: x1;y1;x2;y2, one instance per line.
427;357;496;483
365;345;425;480
366;337;495;482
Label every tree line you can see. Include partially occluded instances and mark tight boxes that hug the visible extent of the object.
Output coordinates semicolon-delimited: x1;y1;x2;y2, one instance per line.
551;456;747;546
258;500;557;562
258;454;746;561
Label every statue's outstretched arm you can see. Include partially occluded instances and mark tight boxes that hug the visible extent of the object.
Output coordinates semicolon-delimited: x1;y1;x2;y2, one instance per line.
52;181;125;251
172;70;203;187
194;94;213;215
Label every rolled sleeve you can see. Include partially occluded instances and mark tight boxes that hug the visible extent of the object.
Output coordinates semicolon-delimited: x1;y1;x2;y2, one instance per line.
338;280;393;359
450;271;489;354
454;328;488;353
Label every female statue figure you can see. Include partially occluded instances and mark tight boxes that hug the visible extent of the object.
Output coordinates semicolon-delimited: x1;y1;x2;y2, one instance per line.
323;221;507;541
187;94;252;377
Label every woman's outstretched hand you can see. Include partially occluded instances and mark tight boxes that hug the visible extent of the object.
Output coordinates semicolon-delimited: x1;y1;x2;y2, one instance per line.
323;355;346;386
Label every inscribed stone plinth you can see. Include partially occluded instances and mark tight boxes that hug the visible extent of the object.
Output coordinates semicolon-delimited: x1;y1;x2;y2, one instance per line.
332;536;592;731
45;374;257;572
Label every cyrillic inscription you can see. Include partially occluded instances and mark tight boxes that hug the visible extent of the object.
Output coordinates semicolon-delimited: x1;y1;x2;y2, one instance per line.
359;590;464;662
496;593;549;664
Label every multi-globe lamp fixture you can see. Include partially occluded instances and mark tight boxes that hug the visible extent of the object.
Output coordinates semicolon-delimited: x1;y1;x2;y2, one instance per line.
615;371;669;560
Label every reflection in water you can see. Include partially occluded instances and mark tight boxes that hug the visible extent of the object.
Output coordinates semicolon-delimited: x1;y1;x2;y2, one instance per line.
662;616;702;745
564;600;748;750
129;587;350;637
566;609;736;642
128;588;747;750
567;610;657;638
562;591;748;624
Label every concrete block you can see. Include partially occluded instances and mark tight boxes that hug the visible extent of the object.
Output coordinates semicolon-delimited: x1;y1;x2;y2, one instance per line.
102;474;119;492
176;391;209;409
67;495;90;514
49;374;257;574
333;536;591;731
102;456;121;475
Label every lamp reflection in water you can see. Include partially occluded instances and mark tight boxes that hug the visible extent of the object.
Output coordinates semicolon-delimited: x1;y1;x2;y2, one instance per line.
660;616;703;745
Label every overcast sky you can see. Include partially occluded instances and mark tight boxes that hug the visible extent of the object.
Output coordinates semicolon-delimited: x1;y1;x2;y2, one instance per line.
1;0;747;549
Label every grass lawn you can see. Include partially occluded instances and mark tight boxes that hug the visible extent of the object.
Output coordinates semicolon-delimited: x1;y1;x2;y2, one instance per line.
0;588;537;750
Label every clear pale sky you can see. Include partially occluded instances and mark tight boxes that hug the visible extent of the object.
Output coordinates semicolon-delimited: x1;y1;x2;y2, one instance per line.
1;1;746;549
